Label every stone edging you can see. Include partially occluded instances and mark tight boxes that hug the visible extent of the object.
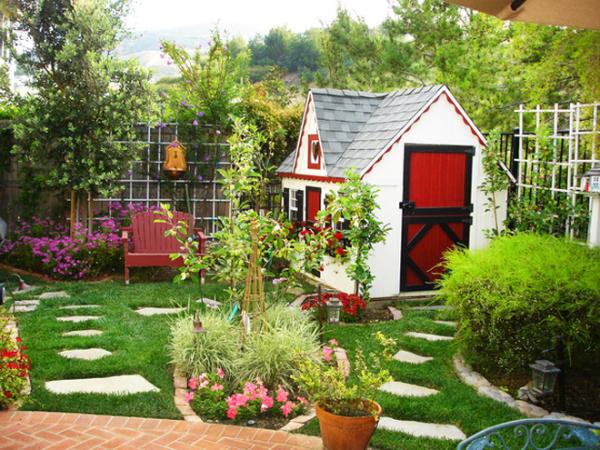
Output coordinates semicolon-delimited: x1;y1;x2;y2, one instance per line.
4;317;32;409
172;369;317;431
453;355;592;424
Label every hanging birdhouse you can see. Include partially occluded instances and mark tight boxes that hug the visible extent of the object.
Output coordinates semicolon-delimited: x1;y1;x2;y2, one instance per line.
163;140;187;179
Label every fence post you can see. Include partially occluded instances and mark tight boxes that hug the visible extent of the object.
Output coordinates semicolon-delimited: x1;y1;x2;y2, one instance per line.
510;128;520;181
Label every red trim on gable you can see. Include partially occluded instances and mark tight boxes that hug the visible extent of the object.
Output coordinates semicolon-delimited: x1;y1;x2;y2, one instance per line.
361;90;485;179
293;95;313;173
277;172;345;183
307;134;321;169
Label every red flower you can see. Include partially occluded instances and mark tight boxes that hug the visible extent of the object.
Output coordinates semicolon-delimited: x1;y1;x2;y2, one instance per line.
4;391;11;398
336;247;344;256
334;231;343;240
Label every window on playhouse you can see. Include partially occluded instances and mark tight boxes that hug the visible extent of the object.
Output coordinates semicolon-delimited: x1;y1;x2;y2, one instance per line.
307;134;321;169
289;189;304;222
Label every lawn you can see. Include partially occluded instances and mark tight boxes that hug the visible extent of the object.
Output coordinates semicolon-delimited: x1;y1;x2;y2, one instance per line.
4;268;524;448
299;307;523;450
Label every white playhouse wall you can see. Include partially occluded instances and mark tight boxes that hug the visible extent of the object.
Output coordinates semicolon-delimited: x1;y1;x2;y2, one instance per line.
281;92;507;298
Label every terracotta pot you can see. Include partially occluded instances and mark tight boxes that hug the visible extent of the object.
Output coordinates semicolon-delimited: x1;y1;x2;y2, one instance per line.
315;400;382;450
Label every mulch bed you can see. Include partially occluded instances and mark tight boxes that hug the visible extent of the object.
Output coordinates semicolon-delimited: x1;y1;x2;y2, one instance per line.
484;368;600;422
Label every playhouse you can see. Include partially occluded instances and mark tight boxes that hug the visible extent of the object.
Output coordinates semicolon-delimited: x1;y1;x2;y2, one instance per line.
277;85;507;298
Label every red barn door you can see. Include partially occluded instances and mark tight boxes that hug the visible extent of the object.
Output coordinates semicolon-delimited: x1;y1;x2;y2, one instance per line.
306;187;322;222
400;145;474;291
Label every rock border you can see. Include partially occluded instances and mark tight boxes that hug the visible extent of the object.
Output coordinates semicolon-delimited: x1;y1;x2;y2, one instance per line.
453;355;592;423
4;317;32;410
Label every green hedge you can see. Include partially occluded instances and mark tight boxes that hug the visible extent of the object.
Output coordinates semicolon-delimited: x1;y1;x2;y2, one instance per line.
439;233;600;373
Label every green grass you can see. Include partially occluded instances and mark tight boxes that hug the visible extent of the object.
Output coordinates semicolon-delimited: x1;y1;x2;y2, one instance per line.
298;309;523;450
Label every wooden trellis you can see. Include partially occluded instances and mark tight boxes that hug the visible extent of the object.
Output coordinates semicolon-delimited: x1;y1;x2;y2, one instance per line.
241;220;267;334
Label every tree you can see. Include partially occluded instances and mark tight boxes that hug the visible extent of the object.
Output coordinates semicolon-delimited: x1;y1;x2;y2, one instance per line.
12;0;153;231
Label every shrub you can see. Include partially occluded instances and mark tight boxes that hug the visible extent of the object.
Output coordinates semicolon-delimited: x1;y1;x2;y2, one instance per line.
169;312;240;377
236;305;320;390
301;291;367;322
0;314;30;409
439;233;600;373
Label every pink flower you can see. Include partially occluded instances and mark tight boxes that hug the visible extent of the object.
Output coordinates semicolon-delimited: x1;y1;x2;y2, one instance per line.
188;378;198;390
184;391;195;403
217;368;225;379
227;393;249;408
323;346;334;362
328;339;338;346
226;407;238;419
210;383;223;391
261;395;274;412
276;385;289;403
297;396;309;406
281;401;294;418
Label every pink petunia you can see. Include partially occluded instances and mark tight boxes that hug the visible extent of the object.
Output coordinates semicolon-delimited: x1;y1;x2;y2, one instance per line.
188;378;198;390
328;339;338;346
210;383;223;391
276;385;289;403
297;396;309;406
261;395;274;412
184;391;195;403
323;346;334;362
217;368;225;379
281;401;294;418
226;407;238;419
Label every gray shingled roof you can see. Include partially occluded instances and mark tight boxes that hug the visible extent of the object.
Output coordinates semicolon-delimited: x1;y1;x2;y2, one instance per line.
277;85;445;177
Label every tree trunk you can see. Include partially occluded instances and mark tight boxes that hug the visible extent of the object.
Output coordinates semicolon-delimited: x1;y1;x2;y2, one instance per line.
69;190;76;239
87;191;93;232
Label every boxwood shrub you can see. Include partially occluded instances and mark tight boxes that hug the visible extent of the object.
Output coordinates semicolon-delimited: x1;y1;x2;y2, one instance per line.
439;233;600;374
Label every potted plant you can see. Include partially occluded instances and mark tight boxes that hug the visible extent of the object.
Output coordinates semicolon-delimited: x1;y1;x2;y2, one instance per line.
293;334;394;450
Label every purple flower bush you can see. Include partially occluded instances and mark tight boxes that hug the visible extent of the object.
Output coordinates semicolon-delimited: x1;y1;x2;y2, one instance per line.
0;202;157;280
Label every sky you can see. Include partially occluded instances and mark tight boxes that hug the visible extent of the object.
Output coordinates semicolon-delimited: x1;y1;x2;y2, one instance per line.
126;0;394;35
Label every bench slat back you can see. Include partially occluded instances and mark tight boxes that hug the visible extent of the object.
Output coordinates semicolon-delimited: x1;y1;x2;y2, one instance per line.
131;211;191;253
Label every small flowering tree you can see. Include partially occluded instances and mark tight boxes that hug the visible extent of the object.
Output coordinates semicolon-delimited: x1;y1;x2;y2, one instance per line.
318;170;390;299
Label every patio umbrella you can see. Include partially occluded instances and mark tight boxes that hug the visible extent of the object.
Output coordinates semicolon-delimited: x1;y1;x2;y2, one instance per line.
443;0;600;30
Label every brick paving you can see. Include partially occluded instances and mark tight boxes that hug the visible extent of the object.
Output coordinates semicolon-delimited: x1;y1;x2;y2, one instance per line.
0;411;322;450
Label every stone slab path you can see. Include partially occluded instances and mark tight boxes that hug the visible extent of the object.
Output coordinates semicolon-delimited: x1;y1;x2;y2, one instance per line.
56;315;101;323
12;299;39;313
406;331;453;342
59;304;100;310
39;291;70;299
410;305;451;311
135;307;185;316
62;329;103;337
0;410;322;449
196;298;222;309
433;320;457;327
59;348;112;360
378;417;466;440
393;349;434;364
45;375;159;395
380;380;439;397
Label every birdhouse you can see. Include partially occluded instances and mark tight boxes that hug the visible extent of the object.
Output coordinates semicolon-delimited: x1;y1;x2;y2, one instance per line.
163;141;187;179
585;167;600;194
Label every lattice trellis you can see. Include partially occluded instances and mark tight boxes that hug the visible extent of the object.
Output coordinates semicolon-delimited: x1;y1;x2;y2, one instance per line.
94;123;231;235
514;102;600;239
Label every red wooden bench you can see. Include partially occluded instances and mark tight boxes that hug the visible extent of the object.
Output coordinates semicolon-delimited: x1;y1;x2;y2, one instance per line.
121;211;207;284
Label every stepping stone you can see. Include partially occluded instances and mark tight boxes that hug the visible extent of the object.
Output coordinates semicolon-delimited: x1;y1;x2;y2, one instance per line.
380;381;439;397
388;306;403;320
135;307;184;316
59;348;112;360
59;305;100;310
378;417;466;440
406;332;453;342
393;350;434;364
433;320;457;327
45;375;159;395
39;291;70;299
62;329;103;337
196;298;221;309
12;300;40;313
56;316;101;323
